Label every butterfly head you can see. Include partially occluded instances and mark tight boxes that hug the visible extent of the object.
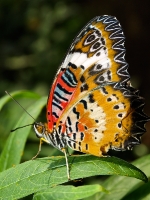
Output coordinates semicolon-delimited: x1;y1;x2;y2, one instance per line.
34;122;47;138
33;122;65;150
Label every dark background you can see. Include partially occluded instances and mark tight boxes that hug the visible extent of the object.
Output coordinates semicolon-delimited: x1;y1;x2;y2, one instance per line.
1;0;150;166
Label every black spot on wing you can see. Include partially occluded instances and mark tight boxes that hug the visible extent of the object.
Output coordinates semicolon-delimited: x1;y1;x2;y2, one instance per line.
86;34;96;43
75;122;79;132
101;38;105;45
73;107;80;119
107;98;112;102
69;126;73;132
93;42;101;49
80;83;89;92
86;144;88;150
73;133;76;140
81;65;85;70
67;116;72;125
89;64;103;76
73;142;76;149
68;62;77;69
101;87;108;94
107;70;111;80
80;75;85;83
80;132;84;141
96;52;101;56
114;105;119;109
118;113;123;118
80;100;88;109
89;94;95;103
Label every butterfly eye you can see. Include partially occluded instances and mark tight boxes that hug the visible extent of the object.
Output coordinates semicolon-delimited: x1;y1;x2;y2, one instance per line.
34;122;45;138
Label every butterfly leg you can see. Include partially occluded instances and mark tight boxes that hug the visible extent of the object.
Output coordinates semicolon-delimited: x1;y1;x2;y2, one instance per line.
32;138;43;160
61;148;70;180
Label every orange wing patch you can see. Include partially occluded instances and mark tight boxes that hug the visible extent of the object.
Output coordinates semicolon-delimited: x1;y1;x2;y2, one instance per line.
65;83;144;156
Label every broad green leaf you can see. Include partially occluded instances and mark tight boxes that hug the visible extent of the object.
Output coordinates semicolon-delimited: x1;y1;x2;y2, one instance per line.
0;90;40;135
0;94;47;172
33;185;107;200
0;155;147;200
0;90;40;109
122;181;150;200
98;154;150;200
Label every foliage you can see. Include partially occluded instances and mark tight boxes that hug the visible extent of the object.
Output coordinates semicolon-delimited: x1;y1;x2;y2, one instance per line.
0;0;81;97
0;91;150;200
1;1;150;199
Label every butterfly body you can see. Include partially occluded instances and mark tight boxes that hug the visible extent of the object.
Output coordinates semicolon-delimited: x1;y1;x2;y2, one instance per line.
34;15;149;179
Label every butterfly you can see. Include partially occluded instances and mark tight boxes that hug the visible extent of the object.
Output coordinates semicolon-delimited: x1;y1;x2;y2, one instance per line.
33;15;149;180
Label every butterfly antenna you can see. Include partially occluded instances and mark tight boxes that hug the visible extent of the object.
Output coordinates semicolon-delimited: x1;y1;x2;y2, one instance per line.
5;91;36;121
11;123;34;132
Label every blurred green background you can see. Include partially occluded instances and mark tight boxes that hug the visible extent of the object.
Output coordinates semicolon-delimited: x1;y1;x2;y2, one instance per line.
1;0;150;172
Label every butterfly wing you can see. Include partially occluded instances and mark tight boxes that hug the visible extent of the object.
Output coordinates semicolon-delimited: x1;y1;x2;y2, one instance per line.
47;15;129;131
64;83;148;156
46;15;148;156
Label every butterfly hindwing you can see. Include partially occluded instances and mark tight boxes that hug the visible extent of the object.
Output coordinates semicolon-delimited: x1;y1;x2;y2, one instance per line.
64;83;147;156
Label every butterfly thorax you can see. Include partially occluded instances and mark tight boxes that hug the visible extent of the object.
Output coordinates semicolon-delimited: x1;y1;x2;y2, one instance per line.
33;122;66;151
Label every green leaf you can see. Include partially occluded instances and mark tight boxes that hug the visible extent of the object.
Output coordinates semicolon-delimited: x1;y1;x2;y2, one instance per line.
0;155;147;200
0;90;40;109
98;154;150;200
122;181;150;200
33;185;107;200
0;92;47;172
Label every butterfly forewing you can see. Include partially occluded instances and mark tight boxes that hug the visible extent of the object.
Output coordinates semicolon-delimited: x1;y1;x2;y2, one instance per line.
47;16;128;129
